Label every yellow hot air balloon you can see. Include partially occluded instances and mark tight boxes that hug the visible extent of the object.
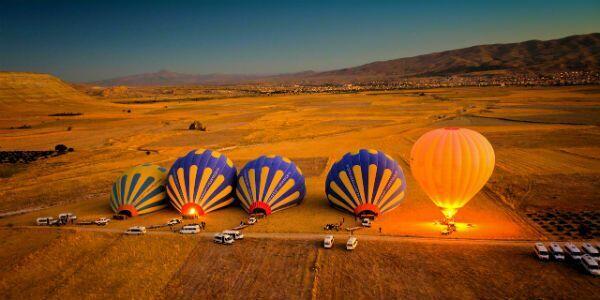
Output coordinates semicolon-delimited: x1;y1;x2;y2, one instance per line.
410;127;495;221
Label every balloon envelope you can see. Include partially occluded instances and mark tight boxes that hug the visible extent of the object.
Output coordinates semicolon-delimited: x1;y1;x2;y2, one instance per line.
326;149;407;217
236;155;306;215
166;149;236;216
110;163;168;217
410;127;495;219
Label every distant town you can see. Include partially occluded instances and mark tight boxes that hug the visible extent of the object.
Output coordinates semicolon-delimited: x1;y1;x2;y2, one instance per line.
255;71;600;94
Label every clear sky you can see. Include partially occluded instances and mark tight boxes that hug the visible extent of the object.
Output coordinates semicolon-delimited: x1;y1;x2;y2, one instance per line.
1;0;599;82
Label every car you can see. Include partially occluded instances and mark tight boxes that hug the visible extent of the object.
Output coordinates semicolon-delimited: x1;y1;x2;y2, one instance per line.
323;235;334;249
125;226;146;235
564;242;583;260
223;230;244;240
248;217;257;225
94;218;111;226
36;217;54;226
361;218;372;227
58;213;77;224
179;224;201;234
534;242;550;260
113;214;128;220
346;236;358;250
549;242;565;261
167;218;182;226
580;254;600;276
213;233;234;244
581;243;599;260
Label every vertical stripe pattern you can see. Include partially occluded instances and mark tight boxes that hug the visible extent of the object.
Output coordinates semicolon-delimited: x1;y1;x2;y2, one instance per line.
236;155;306;215
325;149;407;217
109;163;168;216
166;149;237;215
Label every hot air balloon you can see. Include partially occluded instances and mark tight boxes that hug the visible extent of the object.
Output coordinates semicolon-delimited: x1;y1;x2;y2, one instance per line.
166;149;236;217
236;155;306;215
410;127;495;221
110;163;168;217
325;149;407;218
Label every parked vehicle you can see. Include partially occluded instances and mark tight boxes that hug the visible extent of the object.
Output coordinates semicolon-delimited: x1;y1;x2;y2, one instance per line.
125;226;146;235
113;214;128;220
36;217;54;226
323;235;334;249
58;213;77;224
361;218;372;227
179;224;201;234
580;254;600;276
223;230;244;240
581;243;599;258
346;236;358;250
213;233;234;244
167;218;182;226
94;218;111;226
549;243;565;260
248;217;257;225
534;242;550;260
564;242;583;260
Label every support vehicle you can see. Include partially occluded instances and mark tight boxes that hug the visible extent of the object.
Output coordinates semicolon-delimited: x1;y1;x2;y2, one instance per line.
361;218;372;227
58;213;77;224
581;243;599;260
534;242;550;260
346;236;358;250
213;233;234;244
323;235;334;249
248;217;257;225
179;224;201;234
36;217;55;226
167;218;182;226
580;254;600;276
549;243;565;260
564;242;583;260
223;230;244;240
94;218;111;226
125;226;146;235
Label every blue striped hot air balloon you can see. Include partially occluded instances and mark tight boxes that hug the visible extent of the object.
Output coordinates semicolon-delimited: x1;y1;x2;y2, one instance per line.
166;149;236;216
325;149;407;217
236;155;306;215
110;163;168;217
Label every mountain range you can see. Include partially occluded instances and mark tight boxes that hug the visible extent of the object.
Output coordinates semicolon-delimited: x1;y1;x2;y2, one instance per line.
93;33;600;86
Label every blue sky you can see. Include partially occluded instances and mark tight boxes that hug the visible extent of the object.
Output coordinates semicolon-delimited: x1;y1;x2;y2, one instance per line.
1;0;599;82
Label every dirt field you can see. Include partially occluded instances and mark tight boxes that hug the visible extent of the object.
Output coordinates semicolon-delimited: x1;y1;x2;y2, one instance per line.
0;228;598;299
1;73;599;298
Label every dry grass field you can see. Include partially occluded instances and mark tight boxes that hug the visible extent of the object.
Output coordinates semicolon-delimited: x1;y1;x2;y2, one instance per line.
0;72;599;298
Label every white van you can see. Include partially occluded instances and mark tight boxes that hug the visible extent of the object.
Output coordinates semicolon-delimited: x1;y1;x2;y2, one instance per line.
580;254;600;276
36;217;54;226
581;243;599;259
180;224;201;234
564;242;583;260
346;236;358;250
323;235;334;249
125;226;146;235
214;233;234;244
223;230;244;240
549;243;565;261
534;242;550;260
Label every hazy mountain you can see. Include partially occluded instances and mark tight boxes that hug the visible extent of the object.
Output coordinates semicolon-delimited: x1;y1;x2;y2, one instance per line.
93;69;268;86
93;33;600;86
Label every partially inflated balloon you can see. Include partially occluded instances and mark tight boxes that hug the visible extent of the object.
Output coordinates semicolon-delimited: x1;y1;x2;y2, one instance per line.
236;155;306;215
167;149;236;216
410;127;495;219
110;163;168;217
326;149;407;217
